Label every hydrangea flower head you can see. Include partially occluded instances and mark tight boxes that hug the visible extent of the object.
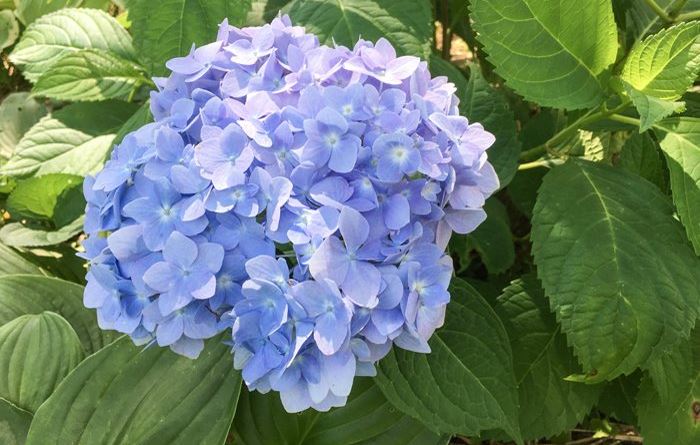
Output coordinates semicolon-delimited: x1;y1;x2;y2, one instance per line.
81;15;499;412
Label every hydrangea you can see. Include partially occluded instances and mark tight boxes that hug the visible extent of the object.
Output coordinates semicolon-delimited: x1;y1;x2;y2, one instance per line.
81;15;499;413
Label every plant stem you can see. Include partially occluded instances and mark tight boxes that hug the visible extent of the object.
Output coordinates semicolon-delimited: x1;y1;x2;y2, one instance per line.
644;0;673;22
676;10;700;21
608;114;642;127
669;0;689;18
519;101;632;162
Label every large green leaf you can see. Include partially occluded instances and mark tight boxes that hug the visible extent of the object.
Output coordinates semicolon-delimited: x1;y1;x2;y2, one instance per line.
288;0;433;58
470;0;618;109
375;279;521;443
0;312;84;412
26;336;242;445
13;0;82;25
0;275;113;354
596;372;640;425
616;131;667;191
10;9;135;82
128;0;251;76
637;329;700;445
0;217;84;248
464;199;514;274
654;117;700;254
232;378;446;445
621;21;700;101
0;93;47;161
625;84;686;132
0;101;138;178
462;68;521;187
0;245;43;277
0;398;32;445
0;10;19;51
494;274;601;440
33;50;148;102
531;160;700;381
6;174;83;222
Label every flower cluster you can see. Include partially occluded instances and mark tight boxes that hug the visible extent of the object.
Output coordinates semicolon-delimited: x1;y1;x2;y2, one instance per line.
82;15;498;412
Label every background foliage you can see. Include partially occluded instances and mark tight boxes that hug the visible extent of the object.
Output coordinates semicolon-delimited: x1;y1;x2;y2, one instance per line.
0;0;699;444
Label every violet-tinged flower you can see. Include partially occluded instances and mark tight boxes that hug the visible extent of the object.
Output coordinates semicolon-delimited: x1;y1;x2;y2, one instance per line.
373;132;421;183
302;107;361;173
344;38;420;85
196;123;254;190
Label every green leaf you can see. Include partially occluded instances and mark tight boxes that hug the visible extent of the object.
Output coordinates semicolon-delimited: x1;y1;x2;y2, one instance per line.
0;93;48;161
114;100;153;145
288;0;433;58
0;244;43;277
494;274;601;440
0;101;138;178
6;174;83;222
13;0;83;25
462;68;521;187
26;335;242;445
0;10;19;51
626;85;686;132
375;279;521;443
128;0;252;76
465;199;514;274
0;217;84;247
10;9;135;82
507;167;547;218
0;398;32;445
470;0;618;109
0;275;114;354
621;21;700;101
33;50;148;102
654;117;700;255
595;372;640;425
637;328;700;445
531;160;700;381
0;312;84;412
616;132;668;191
231;378;446;445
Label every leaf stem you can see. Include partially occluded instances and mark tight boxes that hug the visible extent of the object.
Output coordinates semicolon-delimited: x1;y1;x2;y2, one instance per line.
676;10;700;21
669;0;689;18
644;0;673;22
608;114;642;127
519;101;631;162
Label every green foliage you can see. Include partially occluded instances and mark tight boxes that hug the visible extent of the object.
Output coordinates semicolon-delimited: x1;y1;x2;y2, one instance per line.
375;279;521;443
288;0;433;58
2;0;700;443
232;378;445;445
128;0;252;76
470;0;618;109
0;312;83;412
532;160;700;381
25;336;241;445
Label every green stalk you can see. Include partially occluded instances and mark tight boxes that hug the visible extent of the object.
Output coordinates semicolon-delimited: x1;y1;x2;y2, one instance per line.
643;0;673;22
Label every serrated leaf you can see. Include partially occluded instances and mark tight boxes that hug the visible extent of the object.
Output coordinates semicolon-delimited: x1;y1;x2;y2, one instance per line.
654;117;700;255
462;68;521;187
10;9;135;82
507;167;547;218
375;279;521;443
128;0;252;76
25;335;242;445
494;274;601;440
616;132;668;191
531;160;700;381
626;85;686;132
465;199;514;274
0;312;83;412
33;50;148;102
0;101;138;178
0;10;19;51
232;378;445;445
637;329;700;445
622;21;700;101
288;0;432;59
596;372;640;425
0;275;114;354
13;0;83;25
0;398;32;445
6;174;83;222
470;0;618;109
0;93;47;161
0;217;84;248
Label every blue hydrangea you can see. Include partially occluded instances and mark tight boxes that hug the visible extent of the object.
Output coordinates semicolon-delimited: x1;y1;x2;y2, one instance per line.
81;15;499;412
